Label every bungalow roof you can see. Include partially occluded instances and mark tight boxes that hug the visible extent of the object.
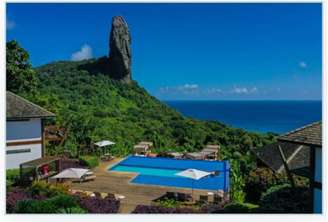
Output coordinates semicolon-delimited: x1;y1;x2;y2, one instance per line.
7;91;55;120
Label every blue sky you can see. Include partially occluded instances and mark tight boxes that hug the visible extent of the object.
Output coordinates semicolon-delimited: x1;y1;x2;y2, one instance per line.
7;3;322;100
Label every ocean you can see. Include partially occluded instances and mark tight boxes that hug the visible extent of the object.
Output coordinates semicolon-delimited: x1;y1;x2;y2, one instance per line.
165;100;322;134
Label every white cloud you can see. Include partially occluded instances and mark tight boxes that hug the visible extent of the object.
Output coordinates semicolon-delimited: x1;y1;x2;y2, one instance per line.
178;84;199;90
207;88;222;94
159;84;260;97
159;83;200;95
250;87;258;93
231;86;258;94
299;61;307;69
71;44;93;61
6;18;15;30
232;87;248;94
159;86;170;93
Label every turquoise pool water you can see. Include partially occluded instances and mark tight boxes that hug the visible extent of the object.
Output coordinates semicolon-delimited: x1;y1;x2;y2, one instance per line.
108;156;230;191
111;165;181;177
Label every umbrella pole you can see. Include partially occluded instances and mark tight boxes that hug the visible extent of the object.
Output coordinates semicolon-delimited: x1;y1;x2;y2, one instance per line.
192;179;194;203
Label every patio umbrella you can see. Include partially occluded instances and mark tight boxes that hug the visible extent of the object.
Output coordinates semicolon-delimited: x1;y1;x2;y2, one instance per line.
176;169;212;201
52;168;90;179
94;140;115;147
94;140;115;155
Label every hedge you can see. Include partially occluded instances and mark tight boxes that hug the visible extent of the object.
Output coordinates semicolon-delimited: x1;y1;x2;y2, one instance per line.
6;169;20;189
79;155;99;168
15;194;80;213
259;185;311;213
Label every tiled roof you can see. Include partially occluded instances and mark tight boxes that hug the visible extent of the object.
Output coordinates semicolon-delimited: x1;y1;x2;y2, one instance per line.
7;91;55;119
254;142;309;175
278;121;322;147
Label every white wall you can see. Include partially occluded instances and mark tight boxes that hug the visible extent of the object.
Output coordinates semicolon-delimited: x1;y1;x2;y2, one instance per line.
315;147;322;182
7;119;41;141
314;188;322;213
6;143;42;169
6;118;43;169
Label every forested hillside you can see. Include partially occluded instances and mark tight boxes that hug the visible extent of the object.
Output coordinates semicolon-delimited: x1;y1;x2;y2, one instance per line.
24;58;275;159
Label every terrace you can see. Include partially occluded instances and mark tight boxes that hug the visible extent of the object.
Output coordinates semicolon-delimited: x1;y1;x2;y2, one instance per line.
70;158;228;213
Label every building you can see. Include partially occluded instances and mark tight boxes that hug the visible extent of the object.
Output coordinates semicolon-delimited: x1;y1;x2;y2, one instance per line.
254;141;310;177
6;91;55;169
278;121;322;213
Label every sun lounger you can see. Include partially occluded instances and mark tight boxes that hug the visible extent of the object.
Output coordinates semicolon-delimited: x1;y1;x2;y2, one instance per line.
177;193;188;201
184;152;205;160
100;153;114;161
166;191;178;200
107;193;116;200
177;193;192;202
168;152;184;159
198;195;209;204
213;193;222;204
82;174;96;182
185;145;218;160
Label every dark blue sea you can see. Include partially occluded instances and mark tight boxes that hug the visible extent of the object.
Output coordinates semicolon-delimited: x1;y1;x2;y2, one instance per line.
165;100;322;134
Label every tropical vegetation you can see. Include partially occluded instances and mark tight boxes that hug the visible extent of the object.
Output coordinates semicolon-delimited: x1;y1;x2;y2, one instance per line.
6;40;310;213
7;181;120;213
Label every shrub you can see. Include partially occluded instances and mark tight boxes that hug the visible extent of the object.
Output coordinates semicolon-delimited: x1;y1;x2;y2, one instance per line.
132;205;203;213
6;187;30;213
48;194;78;210
230;160;246;203
14;194;79;213
15;199;57;213
77;195;120;213
244;167;288;203
223;202;259;213
259;185;311;213
29;181;69;198
261;183;291;199
29;181;49;197
57;206;87;214
6;169;20;189
79;155;99;168
156;197;180;208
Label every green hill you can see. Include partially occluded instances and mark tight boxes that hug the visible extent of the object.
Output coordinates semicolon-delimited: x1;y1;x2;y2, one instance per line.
21;57;275;159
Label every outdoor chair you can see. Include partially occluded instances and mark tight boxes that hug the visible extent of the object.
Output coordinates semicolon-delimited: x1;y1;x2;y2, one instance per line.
213;193;222;204
101;153;114;161
107;193;116;200
198;195;209;204
166;192;178;200
177;192;191;202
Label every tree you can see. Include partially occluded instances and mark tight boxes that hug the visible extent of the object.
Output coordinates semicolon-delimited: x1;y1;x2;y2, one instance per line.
230;160;246;203
6;40;38;94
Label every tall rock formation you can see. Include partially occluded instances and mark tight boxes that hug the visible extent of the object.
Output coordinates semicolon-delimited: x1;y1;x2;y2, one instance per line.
108;16;132;83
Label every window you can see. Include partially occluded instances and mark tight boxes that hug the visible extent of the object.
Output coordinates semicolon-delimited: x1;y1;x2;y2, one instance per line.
6;149;31;154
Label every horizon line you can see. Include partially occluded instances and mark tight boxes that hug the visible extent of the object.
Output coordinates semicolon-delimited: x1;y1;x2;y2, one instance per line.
161;99;322;102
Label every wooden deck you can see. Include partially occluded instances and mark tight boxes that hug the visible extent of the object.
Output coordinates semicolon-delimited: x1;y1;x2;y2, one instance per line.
70;158;217;213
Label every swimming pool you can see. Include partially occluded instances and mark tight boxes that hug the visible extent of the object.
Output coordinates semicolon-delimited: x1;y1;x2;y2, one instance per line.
111;165;181;177
109;156;230;191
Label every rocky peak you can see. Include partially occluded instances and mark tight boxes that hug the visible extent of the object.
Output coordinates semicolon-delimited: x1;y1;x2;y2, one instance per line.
108;16;132;83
